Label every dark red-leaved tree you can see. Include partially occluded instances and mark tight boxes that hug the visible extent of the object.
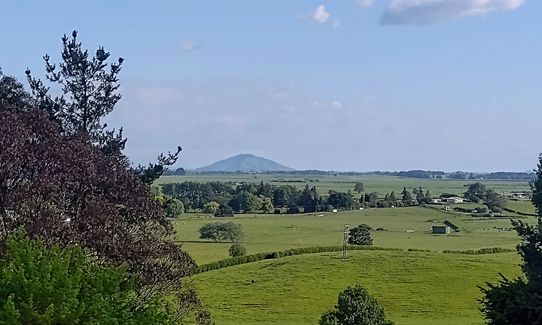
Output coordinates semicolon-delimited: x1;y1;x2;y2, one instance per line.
0;31;206;322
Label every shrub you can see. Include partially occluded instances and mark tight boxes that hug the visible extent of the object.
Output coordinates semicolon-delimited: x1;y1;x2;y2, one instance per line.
229;243;247;257
348;224;373;246
320;285;393;325
0;233;178;324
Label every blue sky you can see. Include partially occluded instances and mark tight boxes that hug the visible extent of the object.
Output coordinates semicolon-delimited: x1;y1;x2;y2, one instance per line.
1;0;540;171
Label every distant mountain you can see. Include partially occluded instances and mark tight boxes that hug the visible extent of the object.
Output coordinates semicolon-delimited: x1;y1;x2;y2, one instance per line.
196;154;295;173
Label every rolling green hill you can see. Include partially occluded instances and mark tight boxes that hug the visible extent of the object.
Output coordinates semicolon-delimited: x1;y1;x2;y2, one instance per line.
192;250;521;325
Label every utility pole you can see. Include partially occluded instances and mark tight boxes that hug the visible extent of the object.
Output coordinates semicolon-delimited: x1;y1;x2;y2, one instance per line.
342;224;350;259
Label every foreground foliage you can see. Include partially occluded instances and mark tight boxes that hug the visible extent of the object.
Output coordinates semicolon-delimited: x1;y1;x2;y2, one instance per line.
0;31;206;322
0;233;177;325
480;154;542;324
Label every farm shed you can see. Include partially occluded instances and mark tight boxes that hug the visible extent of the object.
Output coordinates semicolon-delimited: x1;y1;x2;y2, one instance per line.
432;225;451;235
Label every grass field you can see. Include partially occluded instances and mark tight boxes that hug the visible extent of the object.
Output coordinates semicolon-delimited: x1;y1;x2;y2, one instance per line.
191;250;522;324
166;174;533;324
175;205;534;264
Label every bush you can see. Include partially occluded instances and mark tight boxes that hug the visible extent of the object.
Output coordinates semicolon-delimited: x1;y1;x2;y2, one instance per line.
203;201;220;214
348;224;373;246
320;285;393;325
199;222;244;242
229;243;247;257
0;233;178;325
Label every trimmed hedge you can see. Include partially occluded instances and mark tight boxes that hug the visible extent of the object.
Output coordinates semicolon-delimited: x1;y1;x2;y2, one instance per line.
193;245;516;274
503;207;537;217
442;247;515;255
194;246;402;274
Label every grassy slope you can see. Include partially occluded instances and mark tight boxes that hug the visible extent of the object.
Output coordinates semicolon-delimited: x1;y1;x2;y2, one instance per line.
191;250;521;325
175;206;533;264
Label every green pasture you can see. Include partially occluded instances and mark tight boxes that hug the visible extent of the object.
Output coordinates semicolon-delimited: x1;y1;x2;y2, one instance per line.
507;200;536;214
191;250;522;325
175;205;534;264
157;174;530;197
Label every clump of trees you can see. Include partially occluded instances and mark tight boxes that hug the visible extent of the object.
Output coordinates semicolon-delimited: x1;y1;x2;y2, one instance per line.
480;155;542;323
199;222;244;242
464;183;507;212
162;182;356;214
0;31;208;323
348;224;373;246
320;285;393;325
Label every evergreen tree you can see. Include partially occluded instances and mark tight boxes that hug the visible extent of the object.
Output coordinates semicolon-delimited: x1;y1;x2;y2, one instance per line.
480;154;542;324
389;191;397;202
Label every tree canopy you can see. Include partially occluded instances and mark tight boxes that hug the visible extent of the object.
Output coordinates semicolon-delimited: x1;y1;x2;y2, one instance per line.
320;285;393;325
480;154;542;324
348;224;373;246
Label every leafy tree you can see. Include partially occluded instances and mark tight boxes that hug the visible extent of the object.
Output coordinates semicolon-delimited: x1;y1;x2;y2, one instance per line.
354;182;365;194
365;192;379;208
164;198;184;218
214;204;235;218
0;35;205;321
328;191;354;210
480;154;542;323
203;201;221;214
464;182;488;203
199;222;244;242
0;232;181;325
228;243;247;257
259;195;275;213
299;185;320;213
484;190;507;213
0;108;195;285
347;224;373;246
401;188;413;205
229;191;261;213
320;285;393;325
0;68;33;109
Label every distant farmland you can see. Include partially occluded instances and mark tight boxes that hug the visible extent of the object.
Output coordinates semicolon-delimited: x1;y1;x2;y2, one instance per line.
165;173;532;323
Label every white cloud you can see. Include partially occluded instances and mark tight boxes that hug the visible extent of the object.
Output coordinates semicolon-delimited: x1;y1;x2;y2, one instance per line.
357;0;374;7
332;100;343;109
381;0;526;25
332;20;340;29
182;40;206;52
312;5;330;23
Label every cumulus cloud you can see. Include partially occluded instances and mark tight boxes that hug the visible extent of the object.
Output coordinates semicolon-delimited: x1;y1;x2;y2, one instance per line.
357;0;374;7
312;5;330;23
381;0;526;25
